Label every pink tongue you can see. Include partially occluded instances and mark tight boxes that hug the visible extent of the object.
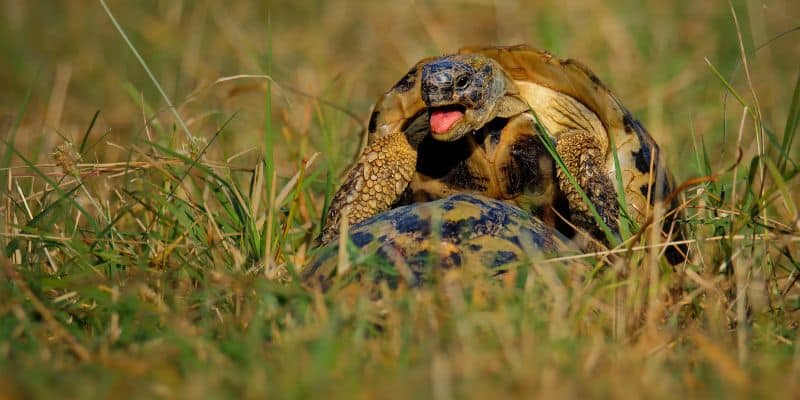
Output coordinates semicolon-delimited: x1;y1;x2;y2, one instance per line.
430;109;464;134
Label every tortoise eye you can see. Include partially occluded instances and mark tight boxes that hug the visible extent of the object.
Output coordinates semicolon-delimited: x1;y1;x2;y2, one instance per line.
455;75;469;89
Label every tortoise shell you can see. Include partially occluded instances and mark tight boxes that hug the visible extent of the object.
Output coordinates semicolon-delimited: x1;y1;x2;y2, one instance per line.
305;194;576;290
318;45;686;264
317;53;549;245
458;45;678;229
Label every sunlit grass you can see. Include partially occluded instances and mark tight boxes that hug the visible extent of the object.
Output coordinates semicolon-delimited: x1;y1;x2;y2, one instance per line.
1;1;799;398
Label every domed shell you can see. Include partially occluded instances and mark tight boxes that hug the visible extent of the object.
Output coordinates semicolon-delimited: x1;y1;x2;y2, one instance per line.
304;194;576;290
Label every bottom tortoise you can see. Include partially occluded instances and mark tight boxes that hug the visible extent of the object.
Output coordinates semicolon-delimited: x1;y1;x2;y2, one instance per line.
304;194;576;289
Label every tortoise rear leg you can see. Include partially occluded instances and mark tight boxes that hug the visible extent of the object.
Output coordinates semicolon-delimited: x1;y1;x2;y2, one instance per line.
554;130;619;240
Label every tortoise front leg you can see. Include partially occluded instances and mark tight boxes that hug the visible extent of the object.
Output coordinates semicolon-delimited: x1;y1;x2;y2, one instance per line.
317;131;418;246
317;60;431;246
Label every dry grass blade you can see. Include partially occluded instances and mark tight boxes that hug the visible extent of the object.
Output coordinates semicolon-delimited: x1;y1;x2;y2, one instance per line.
2;260;90;362
1;1;798;398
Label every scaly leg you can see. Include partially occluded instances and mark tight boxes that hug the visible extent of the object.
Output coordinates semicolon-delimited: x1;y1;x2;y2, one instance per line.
318;59;431;246
554;130;619;240
317;131;418;246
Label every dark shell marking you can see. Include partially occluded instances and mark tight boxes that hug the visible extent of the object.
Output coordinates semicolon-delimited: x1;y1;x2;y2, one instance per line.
413;132;489;192
304;194;574;289
401;113;555;210
505;134;550;196
622;113;686;262
393;66;418;93
368;110;379;133
624;111;670;201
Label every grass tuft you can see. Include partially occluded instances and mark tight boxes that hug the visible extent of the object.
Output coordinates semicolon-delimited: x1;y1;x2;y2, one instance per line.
1;1;798;398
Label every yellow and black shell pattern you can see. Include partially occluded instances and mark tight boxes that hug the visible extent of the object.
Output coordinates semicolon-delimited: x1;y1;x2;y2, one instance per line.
304;194;575;289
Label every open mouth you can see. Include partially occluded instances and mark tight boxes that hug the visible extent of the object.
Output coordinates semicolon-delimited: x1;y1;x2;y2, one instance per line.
429;105;466;135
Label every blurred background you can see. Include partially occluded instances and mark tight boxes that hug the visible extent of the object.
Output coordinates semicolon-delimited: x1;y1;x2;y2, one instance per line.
0;3;798;397
1;0;798;188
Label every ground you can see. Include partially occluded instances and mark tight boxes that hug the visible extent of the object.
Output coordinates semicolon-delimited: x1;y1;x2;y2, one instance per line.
0;1;799;398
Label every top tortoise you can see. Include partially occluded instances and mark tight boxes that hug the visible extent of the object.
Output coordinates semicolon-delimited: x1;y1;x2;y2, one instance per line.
319;44;685;263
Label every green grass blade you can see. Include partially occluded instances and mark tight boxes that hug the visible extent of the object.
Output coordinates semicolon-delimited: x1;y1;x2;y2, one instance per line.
779;68;800;171
607;124;633;238
705;57;755;122
260;10;276;262
763;157;797;218
78;110;100;154
98;0;193;141
2;139;99;232
532;112;620;246
1;72;37;195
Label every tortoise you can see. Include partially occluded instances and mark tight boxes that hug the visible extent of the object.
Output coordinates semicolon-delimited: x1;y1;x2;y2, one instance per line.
318;44;685;263
304;194;576;289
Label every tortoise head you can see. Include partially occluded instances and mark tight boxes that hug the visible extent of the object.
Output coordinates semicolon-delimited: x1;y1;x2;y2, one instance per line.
421;54;529;141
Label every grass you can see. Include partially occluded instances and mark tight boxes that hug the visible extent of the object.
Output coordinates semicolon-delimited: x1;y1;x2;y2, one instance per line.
1;0;799;398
